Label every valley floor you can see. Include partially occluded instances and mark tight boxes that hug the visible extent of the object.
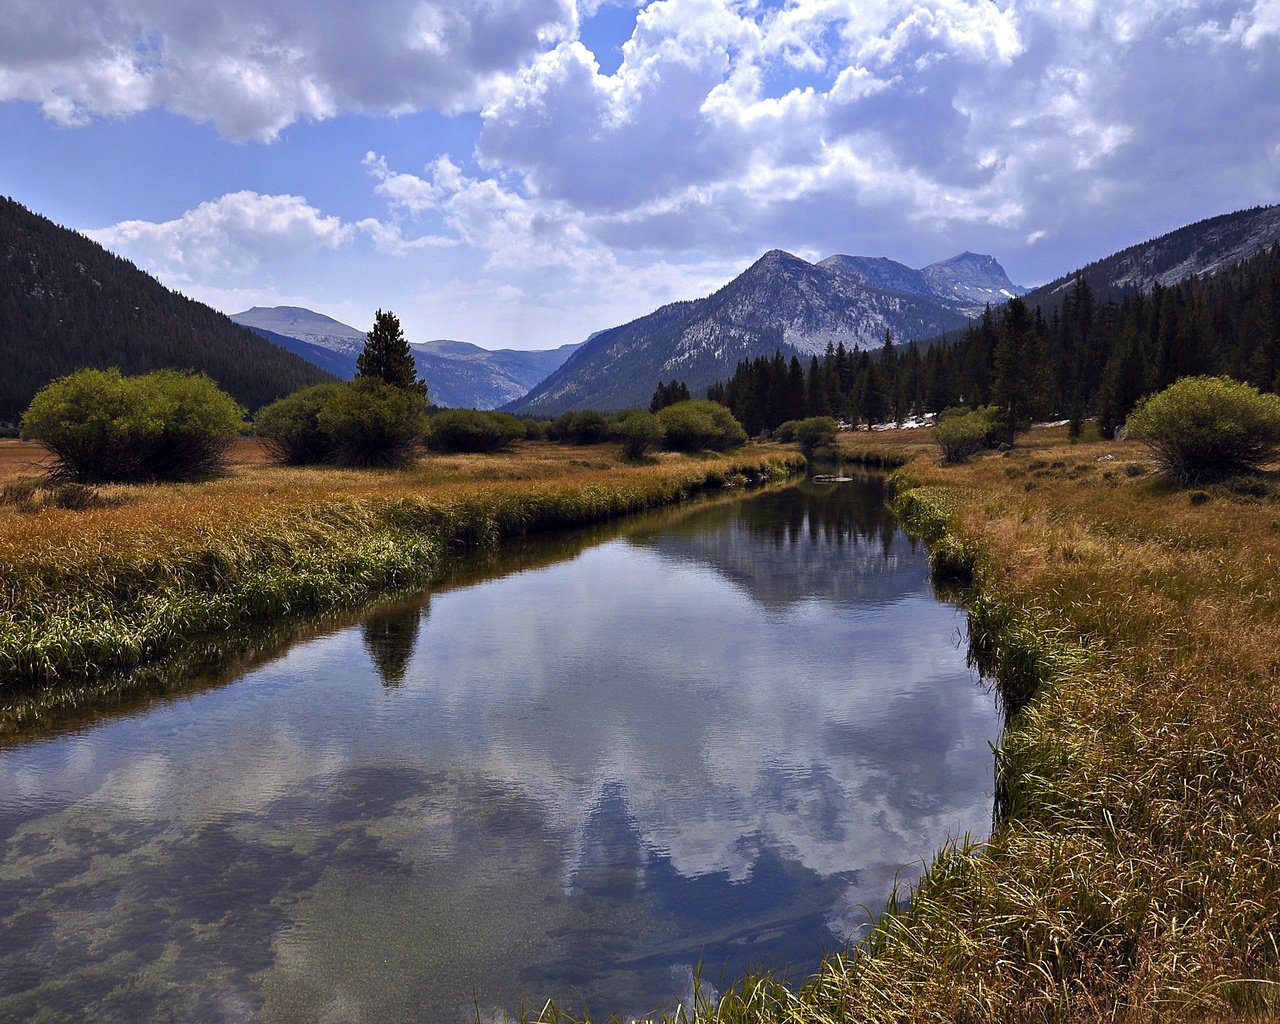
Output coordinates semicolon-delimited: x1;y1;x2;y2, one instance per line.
4;429;1279;1022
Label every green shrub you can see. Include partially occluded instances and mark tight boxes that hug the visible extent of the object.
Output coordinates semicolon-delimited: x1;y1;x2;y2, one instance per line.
610;409;666;460
21;368;245;482
656;400;747;452
315;379;428;468
773;420;799;443
523;419;548;441
1126;375;1280;484
791;416;839;460
254;382;346;465
425;409;525;453
551;410;610;444
256;380;429;468
933;405;1003;464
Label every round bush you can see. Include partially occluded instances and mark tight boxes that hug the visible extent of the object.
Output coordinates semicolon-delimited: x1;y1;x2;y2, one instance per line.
610;409;666;460
791;416;839;459
254;382;346;465
772;420;799;443
656;400;747;452
315;379;428;468
933;406;1002;464
425;409;525;453
22;368;245;482
1126;376;1280;484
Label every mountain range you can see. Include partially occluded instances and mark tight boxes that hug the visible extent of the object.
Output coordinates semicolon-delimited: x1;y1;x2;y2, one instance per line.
230;306;580;410
6;192;1278;424
507;249;1027;415
1020;204;1280;312
512;206;1280;415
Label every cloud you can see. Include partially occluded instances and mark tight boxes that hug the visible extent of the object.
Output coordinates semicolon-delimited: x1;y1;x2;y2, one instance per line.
88;189;452;283
88;191;356;276
0;0;577;140
468;0;1280;279
363;149;735;346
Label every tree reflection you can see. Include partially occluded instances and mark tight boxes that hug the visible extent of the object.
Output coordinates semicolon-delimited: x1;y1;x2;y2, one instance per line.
361;599;428;688
732;476;900;553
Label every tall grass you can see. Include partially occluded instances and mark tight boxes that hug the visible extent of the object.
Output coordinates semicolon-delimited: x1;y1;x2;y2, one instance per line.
815;430;1280;1023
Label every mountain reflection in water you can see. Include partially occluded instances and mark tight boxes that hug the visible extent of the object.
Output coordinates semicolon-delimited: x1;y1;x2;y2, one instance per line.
0;477;1000;1023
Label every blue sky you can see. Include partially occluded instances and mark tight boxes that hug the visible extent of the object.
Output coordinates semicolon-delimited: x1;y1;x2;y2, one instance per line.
3;0;1279;349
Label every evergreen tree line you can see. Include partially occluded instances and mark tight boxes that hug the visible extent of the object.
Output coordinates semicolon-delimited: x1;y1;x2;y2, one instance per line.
705;332;933;436
706;244;1280;437
944;244;1280;436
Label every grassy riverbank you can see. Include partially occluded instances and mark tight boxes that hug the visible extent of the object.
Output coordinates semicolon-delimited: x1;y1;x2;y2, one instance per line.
0;439;802;725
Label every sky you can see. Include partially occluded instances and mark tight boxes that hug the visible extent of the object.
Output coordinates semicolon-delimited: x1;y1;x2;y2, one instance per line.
2;0;1279;351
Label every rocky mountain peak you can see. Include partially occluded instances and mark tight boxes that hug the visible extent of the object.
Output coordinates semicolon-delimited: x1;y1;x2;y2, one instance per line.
921;252;1027;310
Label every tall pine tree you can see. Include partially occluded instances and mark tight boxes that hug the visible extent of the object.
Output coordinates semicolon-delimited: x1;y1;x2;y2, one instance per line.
357;309;428;399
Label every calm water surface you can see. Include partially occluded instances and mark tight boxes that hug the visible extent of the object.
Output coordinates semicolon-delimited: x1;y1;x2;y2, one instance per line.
0;477;1000;1022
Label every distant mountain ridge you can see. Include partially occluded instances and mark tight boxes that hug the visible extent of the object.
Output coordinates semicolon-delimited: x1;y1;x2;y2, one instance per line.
233;305;366;355
818;251;1026;314
232;306;580;410
0;197;333;422
508;248;1023;415
1022;204;1280;311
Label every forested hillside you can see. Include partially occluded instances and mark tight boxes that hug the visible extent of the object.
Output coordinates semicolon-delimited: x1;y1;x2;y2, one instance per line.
709;245;1280;436
0;197;332;422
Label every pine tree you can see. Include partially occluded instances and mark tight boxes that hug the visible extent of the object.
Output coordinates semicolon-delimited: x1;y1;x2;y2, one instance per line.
992;297;1049;443
785;356;807;423
1097;323;1149;438
807;355;831;416
859;361;889;429
650;379;690;412
357;309;428;398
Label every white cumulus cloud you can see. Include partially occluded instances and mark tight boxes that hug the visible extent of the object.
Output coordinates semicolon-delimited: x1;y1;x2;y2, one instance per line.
445;0;1279;281
88;191;356;276
0;0;577;140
